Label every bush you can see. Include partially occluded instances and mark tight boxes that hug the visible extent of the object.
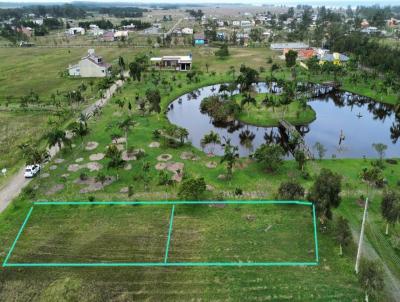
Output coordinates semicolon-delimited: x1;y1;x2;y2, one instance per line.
88;196;95;202
178;177;206;200
278;180;305;200
80;172;88;181
386;158;398;165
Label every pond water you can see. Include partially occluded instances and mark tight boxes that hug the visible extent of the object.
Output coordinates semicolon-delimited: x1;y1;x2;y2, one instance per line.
166;84;400;158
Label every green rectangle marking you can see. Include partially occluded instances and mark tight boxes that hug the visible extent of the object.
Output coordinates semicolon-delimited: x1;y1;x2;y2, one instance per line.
3;201;319;268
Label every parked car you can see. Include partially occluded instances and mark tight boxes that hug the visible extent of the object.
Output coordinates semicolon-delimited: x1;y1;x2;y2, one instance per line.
24;164;40;178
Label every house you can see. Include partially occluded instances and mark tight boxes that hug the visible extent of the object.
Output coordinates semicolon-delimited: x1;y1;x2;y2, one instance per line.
240;20;252;27
68;49;111;77
271;42;309;51
101;31;115;42
194;33;207;45
150;55;192;71
122;24;136;31
283;48;316;60
89;25;104;36
318;52;349;65
33;19;43;26
66;27;85;36
361;26;379;34
361;19;370;28
182;27;193;35
114;30;128;39
387;18;399;28
232;21;240;27
17;26;33;37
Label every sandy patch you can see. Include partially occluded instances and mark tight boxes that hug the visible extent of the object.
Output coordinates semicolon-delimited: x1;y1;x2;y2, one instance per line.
86;162;103;172
49;165;57;171
61;173;69;178
89;153;105;161
120;187;129;193
46;184;65;196
124;163;132;170
180;152;199;161
116;144;125;151
75;158;84;163
40;173;50;178
149;142;160;148
157;154;172;161
155;162;167;170
166;162;184;174
75;176;115;193
85;141;99;151
54;158;64;164
67;164;81;172
115;137;126;144
205;161;217;169
122;151;137;161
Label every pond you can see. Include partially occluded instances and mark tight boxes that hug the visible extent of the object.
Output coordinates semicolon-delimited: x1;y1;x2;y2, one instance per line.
166;83;400;158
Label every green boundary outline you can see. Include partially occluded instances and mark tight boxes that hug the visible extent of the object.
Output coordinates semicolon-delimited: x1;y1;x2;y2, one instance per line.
3;201;319;268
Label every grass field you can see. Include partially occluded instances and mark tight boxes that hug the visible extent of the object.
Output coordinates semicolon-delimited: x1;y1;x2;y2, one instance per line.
0;46;399;301
5;203;316;265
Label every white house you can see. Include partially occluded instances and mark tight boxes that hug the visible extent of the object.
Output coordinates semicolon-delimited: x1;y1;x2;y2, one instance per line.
150;55;192;71
240;20;252;27
66;27;85;36
114;30;129;39
232;21;240;27
182;27;194;35
68;49;111;77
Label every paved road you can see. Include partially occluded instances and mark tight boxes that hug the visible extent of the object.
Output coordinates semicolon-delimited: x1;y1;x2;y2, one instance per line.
0;79;125;213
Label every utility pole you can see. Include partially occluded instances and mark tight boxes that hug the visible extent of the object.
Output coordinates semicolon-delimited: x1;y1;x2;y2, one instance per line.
355;197;369;274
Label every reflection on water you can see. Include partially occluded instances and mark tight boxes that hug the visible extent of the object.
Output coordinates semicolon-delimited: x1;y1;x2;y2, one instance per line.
166;84;400;158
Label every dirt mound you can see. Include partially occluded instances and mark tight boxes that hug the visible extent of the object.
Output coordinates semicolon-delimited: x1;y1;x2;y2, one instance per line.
86;162;103;172
75;176;115;193
46;184;65;196
149;142;160;148
89;153;105;161
157;154;172;161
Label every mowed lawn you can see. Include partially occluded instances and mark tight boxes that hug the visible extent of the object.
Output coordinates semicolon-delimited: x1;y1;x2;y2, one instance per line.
1;203;362;301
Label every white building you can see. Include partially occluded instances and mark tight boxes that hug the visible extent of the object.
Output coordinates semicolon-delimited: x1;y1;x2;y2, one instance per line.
240;20;252;27
182;27;194;35
150;55;192;71
114;30;129;39
68;49;111;77
232;20;240;27
66;27;85;36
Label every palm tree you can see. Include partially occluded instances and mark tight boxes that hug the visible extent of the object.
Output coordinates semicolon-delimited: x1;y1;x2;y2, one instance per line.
69;121;89;148
240;94;257;115
47;129;69;150
200;131;221;154
105;144;125;180
117;116;136;150
176;127;189;145
220;138;239;180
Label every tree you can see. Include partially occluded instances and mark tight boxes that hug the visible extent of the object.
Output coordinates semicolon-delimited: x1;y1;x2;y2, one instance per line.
176;127;189;145
145;88;161;114
381;190;400;235
313;142;326;160
236;65;259;93
285;50;298;68
117;116;136;150
372;143;387;161
278;180;305;200
95;171;107;188
215;44;229;59
19;144;49;165
361;167;384;189
178;177;206;200
201;131;221;154
118;56;125;76
358;259;384;302
220;138;239;179
308;169;342;224
69;121;89;148
333;216;351;256
105;144;125;180
270;63;279;79
254;143;284;173
294;150;307;171
46;129;69;150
